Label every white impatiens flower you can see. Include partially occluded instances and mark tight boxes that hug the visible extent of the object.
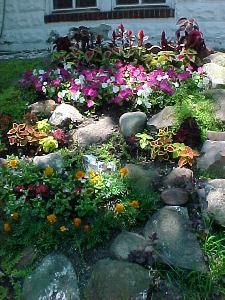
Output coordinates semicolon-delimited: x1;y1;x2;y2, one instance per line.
71;91;81;101
75;79;81;85
120;85;128;90
173;82;179;88
38;70;45;75
136;99;142;105
79;75;85;84
110;76;115;82
113;86;120;93
144;100;151;109
79;97;85;104
101;83;108;89
58;90;67;99
42;86;46;93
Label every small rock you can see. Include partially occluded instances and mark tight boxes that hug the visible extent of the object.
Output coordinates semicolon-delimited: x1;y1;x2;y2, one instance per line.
110;231;147;260
22;254;80;300
147;106;176;130
33;152;64;173
143;206;207;272
84;259;151;300
119;111;147;137
83;154;116;173
28;100;57;117
207;131;225;141
49;103;83;126
16;247;36;270
163;167;193;187
161;188;189;206
204;52;225;67
204;89;225;122
72;117;115;148
125;163;159;194
204;179;225;226
203;63;225;88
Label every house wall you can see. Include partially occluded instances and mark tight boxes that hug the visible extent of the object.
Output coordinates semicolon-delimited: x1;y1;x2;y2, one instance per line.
0;0;224;52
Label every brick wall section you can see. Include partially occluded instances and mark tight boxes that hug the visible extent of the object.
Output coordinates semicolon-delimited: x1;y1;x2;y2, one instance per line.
44;7;175;23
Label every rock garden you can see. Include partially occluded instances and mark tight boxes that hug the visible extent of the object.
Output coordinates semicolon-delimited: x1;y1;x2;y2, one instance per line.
1;19;225;299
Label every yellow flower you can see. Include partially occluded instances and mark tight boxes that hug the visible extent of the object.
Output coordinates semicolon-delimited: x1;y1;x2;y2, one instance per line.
90;175;101;185
60;225;68;232
44;166;54;177
119;167;128;177
115;203;125;213
47;214;57;224
73;217;81;227
151;59;158;66
75;170;85;180
89;170;96;178
3;223;11;233
129;200;140;209
11;212;19;221
9;159;18;168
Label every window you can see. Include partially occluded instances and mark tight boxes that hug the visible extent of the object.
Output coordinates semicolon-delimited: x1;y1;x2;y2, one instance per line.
53;0;97;10
116;0;166;5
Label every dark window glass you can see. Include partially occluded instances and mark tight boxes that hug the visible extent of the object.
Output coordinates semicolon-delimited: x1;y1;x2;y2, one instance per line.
142;0;166;3
76;0;97;7
116;0;139;5
53;0;73;9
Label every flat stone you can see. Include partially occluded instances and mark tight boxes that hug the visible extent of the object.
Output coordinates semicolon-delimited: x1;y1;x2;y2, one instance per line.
49;103;83;127
204;179;225;226
125;163;159;195
203;63;225;88
143;206;207;272
28;100;57;117
119;111;147;137
72;117;115;148
22;254;80;300
163;167;193;188
110;231;147;260
84;259;151;300
204;89;225;122
33;152;64;173
161;188;189;206
147;106;176;130
207;131;225;141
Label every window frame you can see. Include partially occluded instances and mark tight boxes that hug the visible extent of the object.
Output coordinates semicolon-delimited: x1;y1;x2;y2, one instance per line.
114;0;171;8
52;0;98;11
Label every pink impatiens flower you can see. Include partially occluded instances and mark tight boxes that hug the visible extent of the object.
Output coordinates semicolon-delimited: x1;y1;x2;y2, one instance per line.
87;100;95;108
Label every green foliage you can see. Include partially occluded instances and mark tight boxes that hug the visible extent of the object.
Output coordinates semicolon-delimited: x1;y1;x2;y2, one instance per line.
36;119;52;133
39;136;58;153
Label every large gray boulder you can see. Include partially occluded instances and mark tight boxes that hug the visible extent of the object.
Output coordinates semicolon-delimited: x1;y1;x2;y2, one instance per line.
110;231;147;260
84;259;151;300
203;63;225;88
204;179;225;227
119;111;147;137
207;131;225;141
147;106;176;130
49;103;84;126
197;140;225;177
33;152;64;173
204;52;225;67
163;167;193;188
161;188;189;206
72;117;115;148
22;254;80;300
143;206;207;272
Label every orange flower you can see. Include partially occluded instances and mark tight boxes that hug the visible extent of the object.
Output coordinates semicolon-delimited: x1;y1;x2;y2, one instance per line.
115;203;125;213
9;159;18;168
119;167;128;177
47;214;57;224
75;170;85;180
73;217;81;227
3;223;11;233
11;212;19;221
60;225;68;232
83;224;90;233
129;200;140;208
44;166;54;177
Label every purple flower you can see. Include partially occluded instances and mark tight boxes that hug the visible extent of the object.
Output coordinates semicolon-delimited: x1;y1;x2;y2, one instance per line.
159;82;175;94
178;71;191;81
87;100;95;108
83;87;98;97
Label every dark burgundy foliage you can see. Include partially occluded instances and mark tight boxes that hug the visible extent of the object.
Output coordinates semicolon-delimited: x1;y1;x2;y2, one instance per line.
53;36;72;52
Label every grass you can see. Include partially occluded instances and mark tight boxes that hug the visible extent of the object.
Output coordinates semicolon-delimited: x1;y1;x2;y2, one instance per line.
0;58;46;121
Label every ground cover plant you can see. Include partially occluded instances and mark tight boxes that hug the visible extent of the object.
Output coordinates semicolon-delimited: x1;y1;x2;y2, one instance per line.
1;21;225;299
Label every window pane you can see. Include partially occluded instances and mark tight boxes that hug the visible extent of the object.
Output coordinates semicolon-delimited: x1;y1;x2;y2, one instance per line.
53;0;73;9
142;0;166;3
76;0;97;7
116;0;139;5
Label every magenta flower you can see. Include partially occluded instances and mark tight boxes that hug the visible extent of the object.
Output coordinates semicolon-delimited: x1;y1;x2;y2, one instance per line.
83;87;98;97
159;82;175;95
87;100;95;108
52;79;61;87
178;71;191;81
53;128;66;141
